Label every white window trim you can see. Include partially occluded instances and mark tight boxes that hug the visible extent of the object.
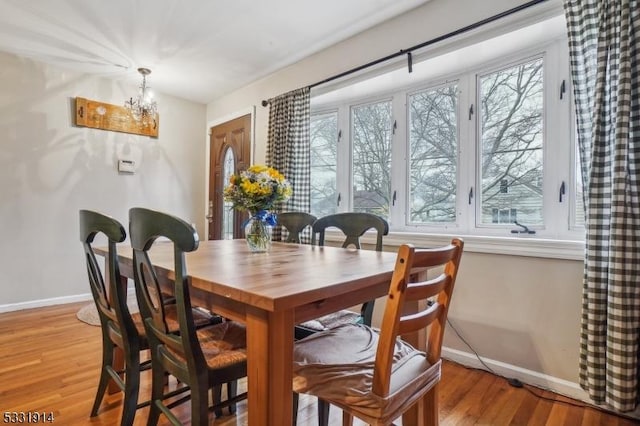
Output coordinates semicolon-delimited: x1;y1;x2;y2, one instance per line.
322;229;584;261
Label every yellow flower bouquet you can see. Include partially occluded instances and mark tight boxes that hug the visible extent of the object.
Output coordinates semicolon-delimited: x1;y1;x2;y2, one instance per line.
223;165;292;214
223;165;292;252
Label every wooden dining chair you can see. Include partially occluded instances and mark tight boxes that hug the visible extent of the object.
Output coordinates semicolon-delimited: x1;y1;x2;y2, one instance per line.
292;212;388;424
80;210;201;426
129;207;248;426
276;211;317;243
293;239;464;426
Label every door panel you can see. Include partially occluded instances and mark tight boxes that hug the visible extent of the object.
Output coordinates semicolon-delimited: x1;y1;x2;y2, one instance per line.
208;114;251;240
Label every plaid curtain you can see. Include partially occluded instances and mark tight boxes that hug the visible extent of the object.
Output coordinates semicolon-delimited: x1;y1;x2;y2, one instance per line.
266;87;311;241
565;0;640;412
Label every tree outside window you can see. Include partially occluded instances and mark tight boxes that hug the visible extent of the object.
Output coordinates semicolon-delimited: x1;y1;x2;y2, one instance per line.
351;101;393;217
479;58;544;226
310;111;338;217
408;84;458;223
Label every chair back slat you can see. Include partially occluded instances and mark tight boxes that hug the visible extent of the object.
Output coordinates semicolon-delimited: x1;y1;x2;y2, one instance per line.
411;244;460;267
397;303;442;336
372;239;463;397
277;212;316;243
83;248;115;322
404;273;451;301
311;212;389;251
134;249;173;333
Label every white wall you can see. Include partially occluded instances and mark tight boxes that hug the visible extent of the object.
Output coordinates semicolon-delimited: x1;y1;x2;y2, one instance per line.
442;252;583;381
204;0;591;401
0;52;206;309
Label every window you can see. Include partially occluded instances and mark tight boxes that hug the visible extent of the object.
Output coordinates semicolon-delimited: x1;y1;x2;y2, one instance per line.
478;57;544;227
492;208;518;224
310;111;338;216
310;17;580;241
408;83;458;224
222;148;235;240
500;180;509;194
573;140;586;227
351;100;393;217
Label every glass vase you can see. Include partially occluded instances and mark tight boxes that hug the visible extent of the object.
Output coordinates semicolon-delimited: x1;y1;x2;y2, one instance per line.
244;214;272;253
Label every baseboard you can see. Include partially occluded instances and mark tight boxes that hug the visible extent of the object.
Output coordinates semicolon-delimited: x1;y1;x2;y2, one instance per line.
442;346;640;421
0;293;93;314
442;346;588;401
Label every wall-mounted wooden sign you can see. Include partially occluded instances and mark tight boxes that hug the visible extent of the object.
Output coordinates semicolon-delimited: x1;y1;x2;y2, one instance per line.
74;97;159;138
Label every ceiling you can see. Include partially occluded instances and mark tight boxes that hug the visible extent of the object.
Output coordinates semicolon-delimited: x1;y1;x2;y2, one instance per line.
0;0;430;104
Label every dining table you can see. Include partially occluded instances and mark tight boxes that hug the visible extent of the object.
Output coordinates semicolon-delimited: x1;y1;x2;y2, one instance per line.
99;238;401;426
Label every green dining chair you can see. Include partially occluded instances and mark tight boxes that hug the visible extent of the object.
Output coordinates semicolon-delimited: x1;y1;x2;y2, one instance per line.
80;210;196;426
129;207;248;426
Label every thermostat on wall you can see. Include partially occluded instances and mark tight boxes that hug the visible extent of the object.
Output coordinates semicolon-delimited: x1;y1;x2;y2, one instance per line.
118;159;136;174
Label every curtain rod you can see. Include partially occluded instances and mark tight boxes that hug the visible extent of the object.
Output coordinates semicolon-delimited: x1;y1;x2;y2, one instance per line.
261;0;549;107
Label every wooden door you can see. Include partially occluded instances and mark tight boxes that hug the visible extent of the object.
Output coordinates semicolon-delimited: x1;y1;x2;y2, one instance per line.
208;114;251;240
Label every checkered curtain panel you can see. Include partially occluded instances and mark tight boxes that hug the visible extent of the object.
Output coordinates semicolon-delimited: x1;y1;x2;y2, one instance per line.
565;0;640;412
266;87;311;241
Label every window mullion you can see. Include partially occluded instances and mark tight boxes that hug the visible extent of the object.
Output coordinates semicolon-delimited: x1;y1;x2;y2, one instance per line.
390;92;407;229
458;74;475;234
544;41;572;238
337;104;351;213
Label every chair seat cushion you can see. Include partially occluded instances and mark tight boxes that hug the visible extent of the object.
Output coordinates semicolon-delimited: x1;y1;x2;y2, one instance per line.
297;309;362;332
132;305;218;336
293;323;441;422
197;321;248;370
164;305;220;330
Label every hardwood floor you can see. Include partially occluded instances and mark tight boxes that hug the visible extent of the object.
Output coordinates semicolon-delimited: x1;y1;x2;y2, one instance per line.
0;302;637;425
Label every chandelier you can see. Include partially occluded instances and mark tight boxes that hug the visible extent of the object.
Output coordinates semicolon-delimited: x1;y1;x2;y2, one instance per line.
124;67;158;124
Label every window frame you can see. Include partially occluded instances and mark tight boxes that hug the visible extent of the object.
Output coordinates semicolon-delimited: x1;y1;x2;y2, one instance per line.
348;96;395;216
405;79;461;228
473;52;547;233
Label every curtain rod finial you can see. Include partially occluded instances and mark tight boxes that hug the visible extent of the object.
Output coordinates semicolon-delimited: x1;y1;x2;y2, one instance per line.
261;100;269;107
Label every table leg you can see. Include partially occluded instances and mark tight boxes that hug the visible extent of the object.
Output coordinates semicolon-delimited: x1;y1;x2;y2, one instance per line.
246;307;295;426
108;347;125;394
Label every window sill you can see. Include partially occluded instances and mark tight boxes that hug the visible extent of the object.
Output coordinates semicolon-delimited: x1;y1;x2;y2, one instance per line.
323;231;584;261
